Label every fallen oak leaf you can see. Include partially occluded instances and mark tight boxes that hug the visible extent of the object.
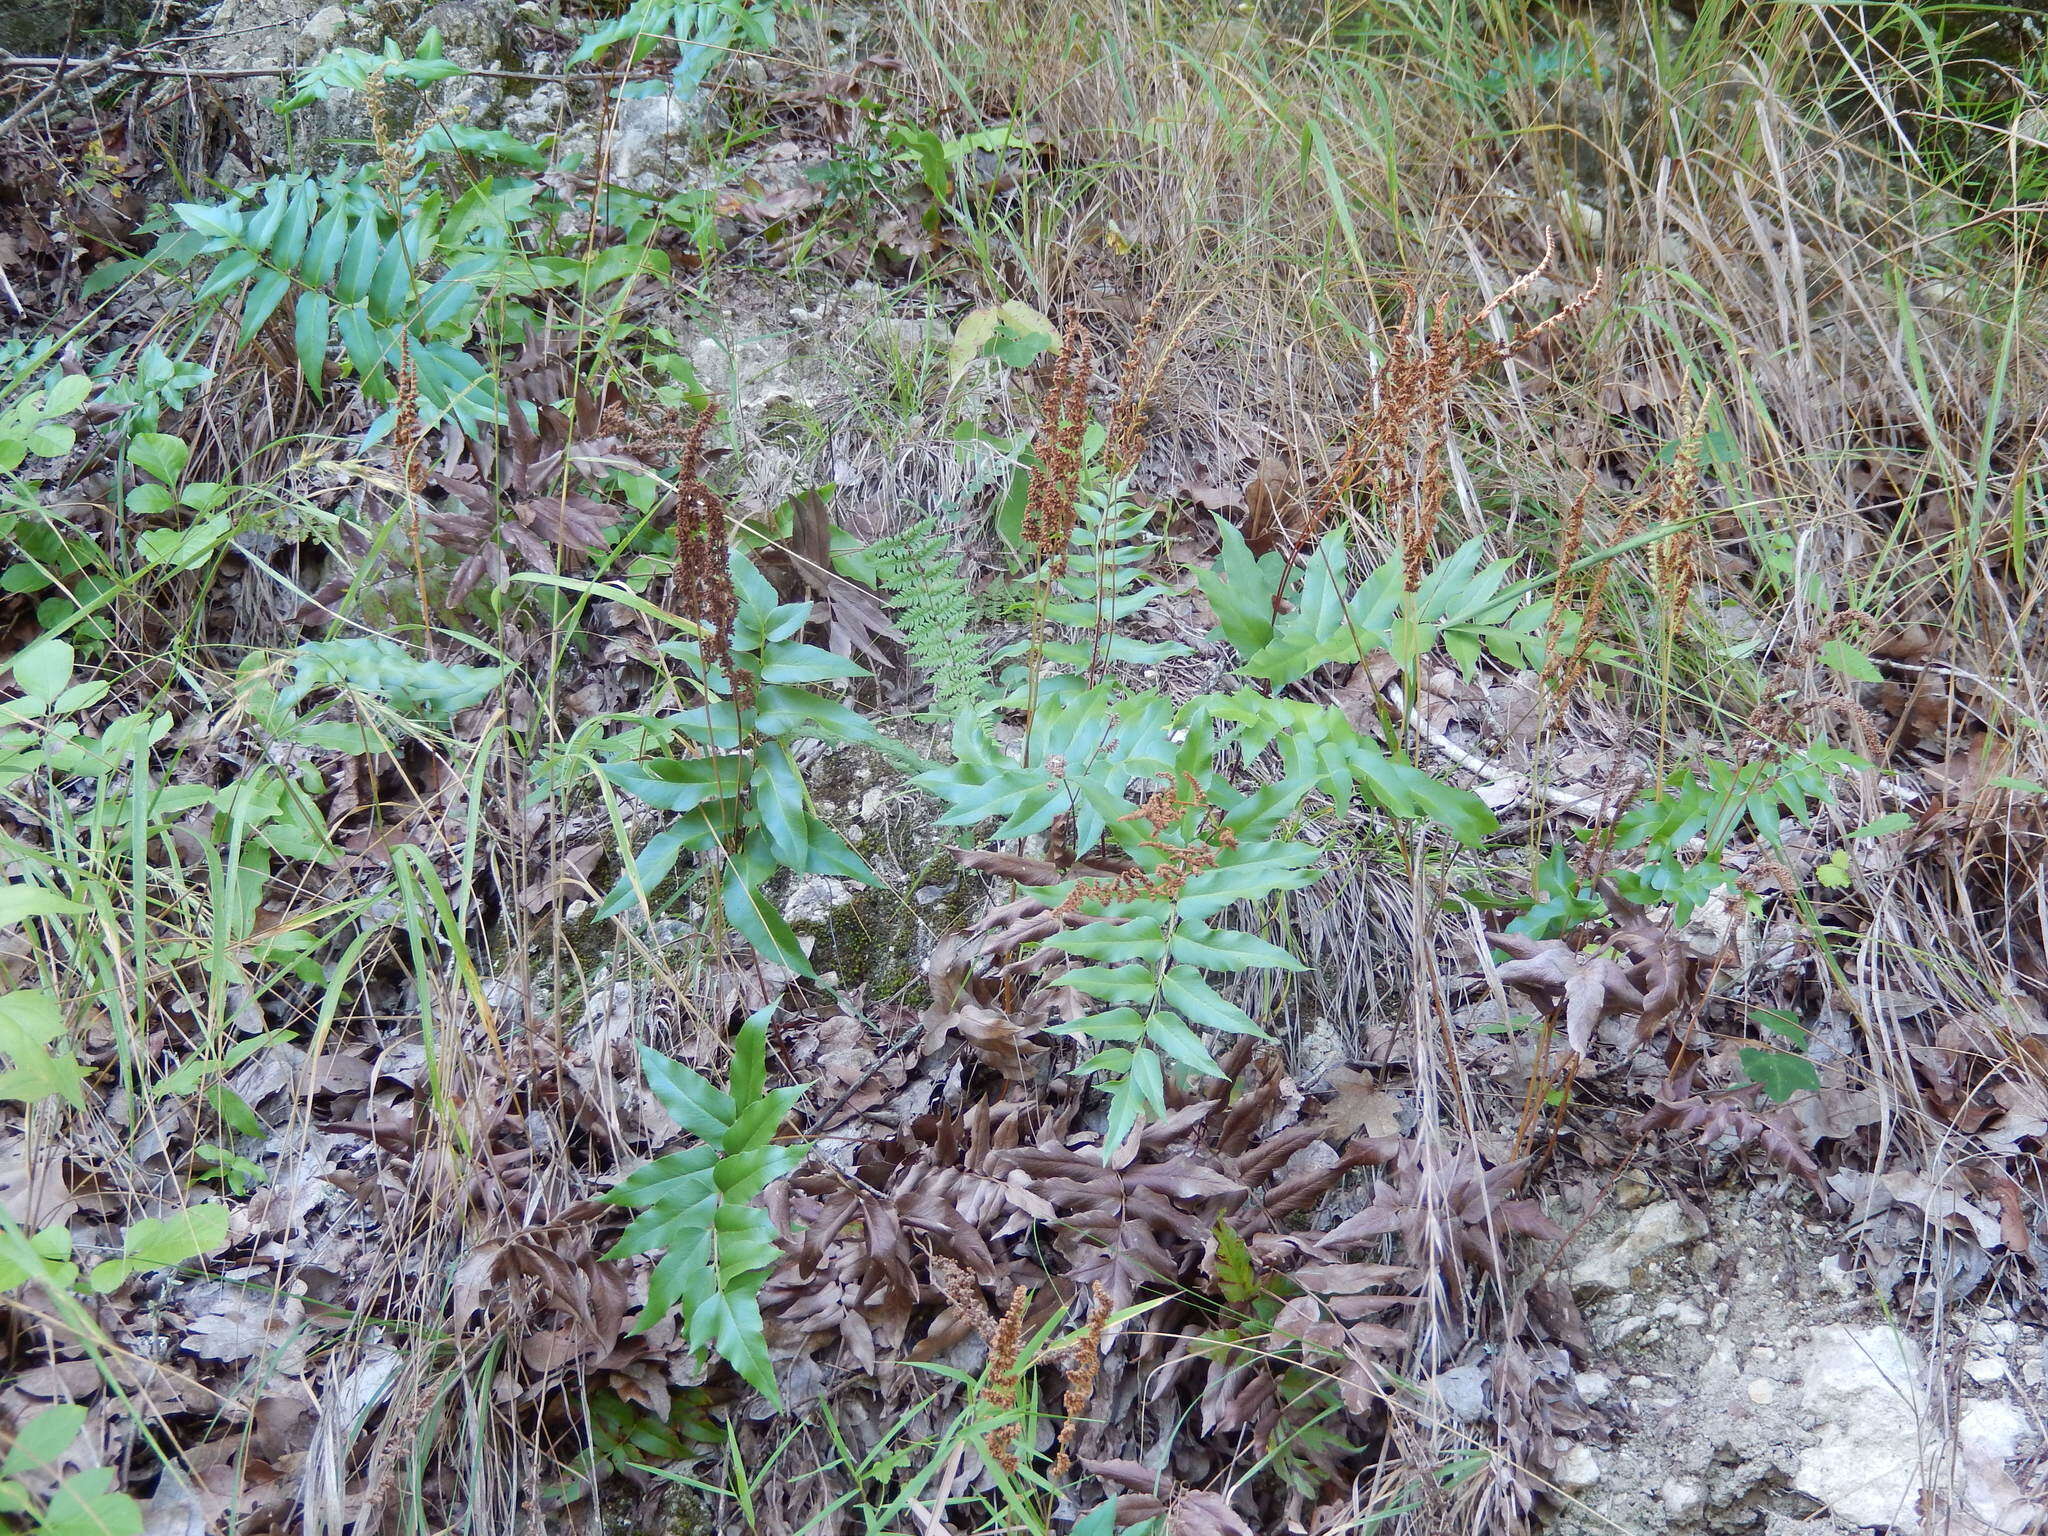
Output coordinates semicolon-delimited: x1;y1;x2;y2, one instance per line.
1484;930;1646;1060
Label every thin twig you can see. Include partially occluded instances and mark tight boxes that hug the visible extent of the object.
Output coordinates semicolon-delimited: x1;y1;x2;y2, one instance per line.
1384;682;1617;820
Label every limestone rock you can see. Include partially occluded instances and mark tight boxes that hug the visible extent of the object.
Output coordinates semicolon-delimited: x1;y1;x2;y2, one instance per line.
1792;1325;1927;1531
1426;1364;1489;1423
607;88;719;191
1553;1444;1601;1491
1570;1201;1705;1294
1956;1400;2042;1535
1659;1478;1703;1518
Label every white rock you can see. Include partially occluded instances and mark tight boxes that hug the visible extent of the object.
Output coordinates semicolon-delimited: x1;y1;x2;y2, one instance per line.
1746;1377;1775;1405
1957;1400;2042;1535
1959;1400;2027;1462
607;90;716;191
1793;1325;1928;1532
1573;1371;1612;1405
1570;1202;1706;1294
1964;1357;2008;1385
782;875;853;926
1818;1254;1860;1297
302;4;345;47
1553;1444;1601;1491
1427;1364;1490;1423
1660;1478;1705;1518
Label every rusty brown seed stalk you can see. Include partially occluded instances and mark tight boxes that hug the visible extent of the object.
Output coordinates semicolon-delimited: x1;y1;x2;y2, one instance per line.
1544;499;1638;714
982;1284;1030;1473
1104;292;1165;477
1538;472;1596;706
932;1259;1110;1481
1649;404;1710;644
1048;1282;1111;1482
671;403;743;701
1021;324;1092;573
1297;238;1604;596
393;334;433;655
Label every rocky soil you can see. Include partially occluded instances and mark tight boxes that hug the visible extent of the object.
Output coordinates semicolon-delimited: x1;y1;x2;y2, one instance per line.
1550;1186;2044;1536
94;3;2048;1532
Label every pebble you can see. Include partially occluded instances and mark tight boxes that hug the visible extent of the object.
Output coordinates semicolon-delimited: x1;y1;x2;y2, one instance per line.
1660;1478;1705;1518
1818;1255;1859;1297
1553;1445;1602;1491
1747;1378;1776;1404
1574;1372;1612;1404
1963;1357;2008;1384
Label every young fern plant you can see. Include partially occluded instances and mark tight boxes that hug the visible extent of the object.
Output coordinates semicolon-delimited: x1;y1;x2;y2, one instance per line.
864;514;992;719
163;164;503;432
604;1009;807;1403
917;681;1497;1154
1003;462;1186;698
570;0;776;99
1203;520;1550;686
596;552;885;975
918;686;1317;1153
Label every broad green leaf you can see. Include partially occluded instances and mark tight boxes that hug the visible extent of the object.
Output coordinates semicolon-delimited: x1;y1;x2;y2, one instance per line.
602;755;749;813
88;1203;232;1291
1818;640;1881;683
39;1466;143;1536
1158;966;1265;1036
1145;1011;1224;1078
12;637;72;701
335;214;382;304
1061;964;1161;1005
239;267;294;343
730;1008;771;1108
638;1046;735;1143
128;432;190;485
0;1224;78;1293
302;202;348;286
124;483;175;517
1042;915;1167;961
1751;1008;1809;1047
722;869;814;977
0;884;82;925
295;290;330;395
1739;1046;1820;1103
366;233;412;322
1;1403;86;1475
1168;922;1304;973
137;515;232;573
0;988;86;1109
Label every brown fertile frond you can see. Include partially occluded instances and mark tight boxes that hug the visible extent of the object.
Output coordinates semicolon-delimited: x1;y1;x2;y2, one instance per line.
670;403;743;698
983;1284;1031;1473
1023;323;1093;570
1294;251;1604;588
932;1254;998;1342
1049;1281;1112;1481
1544;499;1641;712
1539;470;1597;703
1105;291;1166;475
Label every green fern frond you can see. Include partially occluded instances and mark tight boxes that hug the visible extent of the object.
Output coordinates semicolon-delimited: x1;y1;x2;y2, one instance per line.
866;515;992;719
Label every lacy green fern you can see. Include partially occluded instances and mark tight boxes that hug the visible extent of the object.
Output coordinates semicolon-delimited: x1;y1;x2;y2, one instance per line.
865;515;990;718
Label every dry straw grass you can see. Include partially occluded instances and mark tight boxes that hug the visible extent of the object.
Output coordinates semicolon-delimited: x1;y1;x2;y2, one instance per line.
866;0;2048;1527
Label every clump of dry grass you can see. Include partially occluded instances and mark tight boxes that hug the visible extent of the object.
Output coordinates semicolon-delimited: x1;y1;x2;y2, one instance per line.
866;0;2048;1529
